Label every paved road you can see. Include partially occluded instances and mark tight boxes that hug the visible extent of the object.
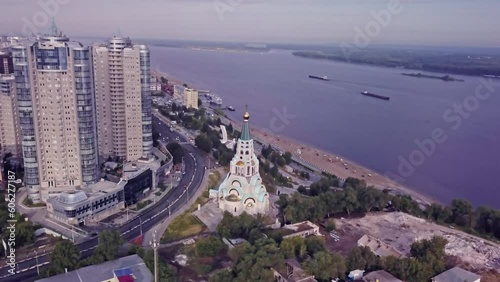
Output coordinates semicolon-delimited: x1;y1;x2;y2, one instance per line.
0;115;208;282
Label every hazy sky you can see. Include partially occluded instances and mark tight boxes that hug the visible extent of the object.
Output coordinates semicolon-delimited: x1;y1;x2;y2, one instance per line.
1;0;499;47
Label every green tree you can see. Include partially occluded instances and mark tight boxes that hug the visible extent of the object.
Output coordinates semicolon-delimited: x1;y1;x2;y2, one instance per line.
305;236;326;256
304;251;346;281
196;236;227;257
261;144;273;159
340;187;359;215
91;229;123;263
357;186;387;213
143;249;177;282
346;246;380;272
209;269;233;282
166;142;184;165
450;199;473;228
280;236;306;259
283;151;293;164
15;222;36;247
50;239;81;274
195;134;213;153
270;164;279;178
325;218;336;232
233;238;284;282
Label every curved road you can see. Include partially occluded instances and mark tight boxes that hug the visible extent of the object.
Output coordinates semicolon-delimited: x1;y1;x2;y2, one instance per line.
0;115;207;282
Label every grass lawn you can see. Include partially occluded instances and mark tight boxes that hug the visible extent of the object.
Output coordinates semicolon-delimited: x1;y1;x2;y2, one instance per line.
22;197;46;208
161;213;205;243
137;200;153;211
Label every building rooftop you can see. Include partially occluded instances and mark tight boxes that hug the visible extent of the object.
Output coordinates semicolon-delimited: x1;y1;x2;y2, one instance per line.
283;221;319;233
240;111;251;141
358;234;404;258
123;159;160;180
35;254;153;282
363;270;402;282
47;180;123;207
431;267;481;282
274;259;317;282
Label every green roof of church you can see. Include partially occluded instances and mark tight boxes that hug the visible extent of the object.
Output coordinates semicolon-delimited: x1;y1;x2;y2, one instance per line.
240;120;251;141
240;110;251;140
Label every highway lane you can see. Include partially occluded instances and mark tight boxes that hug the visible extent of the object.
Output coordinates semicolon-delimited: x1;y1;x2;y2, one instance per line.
0;115;207;282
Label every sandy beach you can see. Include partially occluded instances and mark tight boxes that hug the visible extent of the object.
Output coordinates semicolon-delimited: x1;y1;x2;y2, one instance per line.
152;70;437;206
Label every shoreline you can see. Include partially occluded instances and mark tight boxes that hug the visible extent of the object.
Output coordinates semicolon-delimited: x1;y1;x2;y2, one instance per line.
152;68;438;207
226;116;437;207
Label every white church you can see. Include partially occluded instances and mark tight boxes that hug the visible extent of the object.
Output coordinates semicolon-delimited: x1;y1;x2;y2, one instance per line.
209;110;270;216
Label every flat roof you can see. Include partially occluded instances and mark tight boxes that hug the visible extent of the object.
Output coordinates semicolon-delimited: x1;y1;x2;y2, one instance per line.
123;159;159;179
47;180;123;207
431;267;481;282
363;270;402;282
35;254;153;282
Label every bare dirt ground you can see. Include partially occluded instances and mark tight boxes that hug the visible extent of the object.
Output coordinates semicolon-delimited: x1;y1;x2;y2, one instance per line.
336;212;500;273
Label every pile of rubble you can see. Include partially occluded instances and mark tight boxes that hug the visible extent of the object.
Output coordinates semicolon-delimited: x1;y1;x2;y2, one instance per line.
337;212;500;272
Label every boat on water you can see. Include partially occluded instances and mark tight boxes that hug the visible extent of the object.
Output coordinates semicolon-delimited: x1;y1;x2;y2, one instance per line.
227;106;235;111
309;75;330;81
360;91;390;101
483;75;500;79
210;99;222;106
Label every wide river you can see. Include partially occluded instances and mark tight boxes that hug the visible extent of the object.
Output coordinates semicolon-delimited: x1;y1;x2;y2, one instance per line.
149;46;500;209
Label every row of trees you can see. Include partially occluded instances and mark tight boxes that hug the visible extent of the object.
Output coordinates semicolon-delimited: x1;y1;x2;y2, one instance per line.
258;157;292;188
261;145;292;167
41;229;177;281
41;229;123;277
289;175;500;240
0;195;37;257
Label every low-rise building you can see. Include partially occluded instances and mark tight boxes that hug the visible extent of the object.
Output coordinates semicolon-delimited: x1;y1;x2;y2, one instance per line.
273;259;317;282
431;267;481;282
348;269;365;280
281;221;321;239
47;159;163;225
35;254;153;282
363;270;402;282
46;179;125;225
357;234;404;258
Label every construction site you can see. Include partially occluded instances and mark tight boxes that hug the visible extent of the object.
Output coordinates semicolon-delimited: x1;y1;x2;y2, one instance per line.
336;212;500;273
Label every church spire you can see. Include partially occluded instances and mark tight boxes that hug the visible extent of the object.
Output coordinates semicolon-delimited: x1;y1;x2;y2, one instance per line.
240;105;251;141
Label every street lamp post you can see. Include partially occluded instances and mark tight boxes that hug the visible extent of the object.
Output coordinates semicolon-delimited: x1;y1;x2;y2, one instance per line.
150;231;159;282
34;250;39;275
139;217;143;236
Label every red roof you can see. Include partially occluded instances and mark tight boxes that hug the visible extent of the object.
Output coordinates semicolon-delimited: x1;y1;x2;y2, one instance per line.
117;275;135;282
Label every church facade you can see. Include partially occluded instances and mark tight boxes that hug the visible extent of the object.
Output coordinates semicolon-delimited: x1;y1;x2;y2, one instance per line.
209;111;270;216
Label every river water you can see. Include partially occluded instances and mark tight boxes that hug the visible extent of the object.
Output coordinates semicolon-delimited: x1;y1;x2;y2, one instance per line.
149;46;500;209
